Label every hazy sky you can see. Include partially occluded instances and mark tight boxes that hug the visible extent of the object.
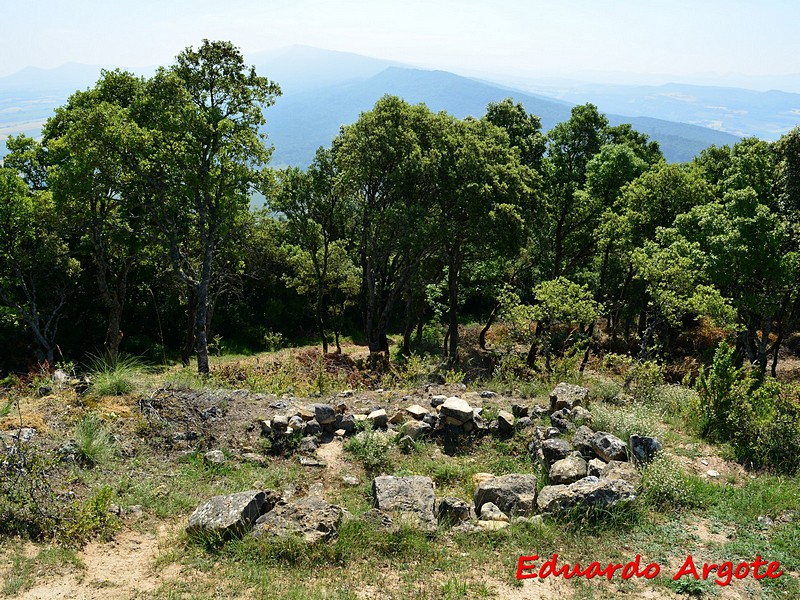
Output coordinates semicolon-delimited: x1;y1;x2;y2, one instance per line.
3;0;799;88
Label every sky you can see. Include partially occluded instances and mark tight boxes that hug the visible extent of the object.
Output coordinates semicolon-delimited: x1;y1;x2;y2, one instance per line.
2;0;800;89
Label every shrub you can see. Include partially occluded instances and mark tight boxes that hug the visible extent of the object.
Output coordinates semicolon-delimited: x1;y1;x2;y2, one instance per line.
344;425;393;474
74;413;114;467
639;452;696;509
87;353;146;396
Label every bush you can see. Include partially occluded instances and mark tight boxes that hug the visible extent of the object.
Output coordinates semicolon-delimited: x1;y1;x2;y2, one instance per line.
344;425;393;474
639;452;696;509
74;413;114;467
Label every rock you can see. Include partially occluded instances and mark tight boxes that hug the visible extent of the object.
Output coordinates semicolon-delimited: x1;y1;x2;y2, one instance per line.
549;455;588;485
497;410;515;433
587;458;606;477
305;419;322;436
630;435;662;466
372;476;436;531
512;404;529;418
389;410;408;425
476;520;509;531
430;395;448;408
187;490;277;539
591;432;628;462
299;436;319;453
472;473;495;488
437;497;473;524
288;415;306;433
253;496;344;543
342;475;360;486
338;390;354;398
11;427;36;443
545;427;561;439
479;501;509;522
271;415;289;432
259;420;272;436
549;383;589;412
707;469;720;478
298;406;315;421
571;406;592;424
572;425;596;457
397;435;415;453
299;456;325;467
537;477;636;514
439;397;474;423
474;474;537;517
541;438;573;466
312;404;337;425
550;409;573;433
204;450;226;465
406;404;428;420
367;409;388;429
241;452;266;466
336;414;356;434
422;413;438;427
601;460;641;485
516;417;532;429
472;413;487;431
480;390;497;399
404;420;432;440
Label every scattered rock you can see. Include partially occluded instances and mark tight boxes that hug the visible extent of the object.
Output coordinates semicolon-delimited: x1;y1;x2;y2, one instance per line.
367;409;389;429
305;419;322;436
479;501;509;522
587;458;606;477
572;425;596;457
241;452;266;466
629;435;662;466
389;410;408;425
342;475;360;486
516;416;532;429
550;408;574;433
474;473;537;516
549;383;589;412
537;477;636;514
313;404;337;425
372;475;436;531
541;438;573;466
601;460;641;485
476;520;509;531
403;420;432;440
299;436;319;453
571;406;592;424
497;410;515;433
187;490;277;539
480;391;497;399
439;397;474;423
300;456;325;467
591;431;628;462
204;450;226;465
437;497;473;524
707;469;720;478
405;404;428;420
549;455;588;485
511;404;529;418
271;415;289;432
430;395;447;409
253;496;344;543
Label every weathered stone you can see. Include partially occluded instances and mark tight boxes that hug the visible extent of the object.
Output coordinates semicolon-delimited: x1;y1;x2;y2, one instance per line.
545;427;561;439
271;415;289;432
479;501;509;522
187;490;277;539
480;390;497;399
430;395;447;408
550;408;574;433
511;404;529;418
313;404;337;425
253;496;343;543
497;410;515;433
587;458;606;477
630;435;662;466
204;450;226;465
422;412;438;427
342;474;360;486
516;416;532;429
439;397;474;423
299;456;324;467
405;404;428;420
472;413;487;431
299;436;318;453
368;409;388;429
474;474;537;516
472;472;495;488
336;414;356;434
305;419;322;436
591;431;628;462
549;455;588;484
389;410;408;425
549;382;589;412
601;460;641;485
404;420;432;440
288;415;306;433
537;477;636;514
541;438;573;466
476;520;509;531
397;435;415;453
241;452;266;466
572;425;597;457
259;420;272;436
571;406;592;424
437;497;473;524
372;475;436;531
298;406;315;421
445;415;466;427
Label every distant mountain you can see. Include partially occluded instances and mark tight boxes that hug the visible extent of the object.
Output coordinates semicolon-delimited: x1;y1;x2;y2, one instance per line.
0;47;743;165
264;66;740;166
504;80;800;141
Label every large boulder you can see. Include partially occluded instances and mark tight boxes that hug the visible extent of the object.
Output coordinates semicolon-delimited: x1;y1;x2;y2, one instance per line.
572;425;596;457
537;477;636;513
630;435;662;466
591;431;628;462
548;455;588;485
541;438;573;466
372;476;436;531
439;397;474;423
252;496;344;544
474;474;537;516
549;383;589;412
187;490;277;539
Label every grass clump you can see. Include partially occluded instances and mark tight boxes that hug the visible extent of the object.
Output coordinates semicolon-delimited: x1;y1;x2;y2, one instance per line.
343;424;393;474
74;413;114;467
639;452;707;510
87;353;146;396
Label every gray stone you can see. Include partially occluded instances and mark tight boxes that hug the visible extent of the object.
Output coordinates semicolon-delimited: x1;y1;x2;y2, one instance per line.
511;404;529;418
422;413;438;427
253;496;343;543
271;415;289;432
474;474;537;516
299;436;318;453
187;490;277;539
405;404;428;420
437;497;473;524
241;452;266;466
497;410;515;433
549;455;588;484
541;438;573;466
630;435;662;466
516;417;533;429
439;397;474;423
572;425;597;457
479;501;509;522
372;475;436;531
305;419;322;436
404;420;432;440
259;420;272;436
571;406;592;424
591;431;628;462
389;410;408;425
367;409;388;429
431;395;448;408
549;382;589;412
342;474;360;486
601;460;641;485
480;390;497;399
204;450;226;465
550;408;573;433
288;415;306;433
336;414;356;434
313;404;337;425
537;477;636;514
299;456;325;467
587;458;606;477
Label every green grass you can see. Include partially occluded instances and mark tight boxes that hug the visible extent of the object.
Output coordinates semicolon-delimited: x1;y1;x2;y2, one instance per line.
1;546;83;596
87;353;149;396
73;413;114;467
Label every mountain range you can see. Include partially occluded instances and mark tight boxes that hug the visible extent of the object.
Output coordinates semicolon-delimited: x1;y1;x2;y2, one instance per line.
2;45;799;166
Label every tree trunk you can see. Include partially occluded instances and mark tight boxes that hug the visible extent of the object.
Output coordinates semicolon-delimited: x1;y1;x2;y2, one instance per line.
104;298;124;361
757;316;772;376
446;254;461;365
195;280;210;374
181;287;196;367
479;303;498;350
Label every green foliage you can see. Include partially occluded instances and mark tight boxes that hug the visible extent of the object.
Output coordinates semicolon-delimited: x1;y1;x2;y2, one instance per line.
640;452;699;509
697;342;741;439
343;424;393;474
73;413;114;467
263;329;285;352
58;486;119;547
87;353;146;396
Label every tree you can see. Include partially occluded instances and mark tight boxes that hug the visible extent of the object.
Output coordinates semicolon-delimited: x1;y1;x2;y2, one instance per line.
0;169;80;363
484;98;546;170
133;40;281;373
